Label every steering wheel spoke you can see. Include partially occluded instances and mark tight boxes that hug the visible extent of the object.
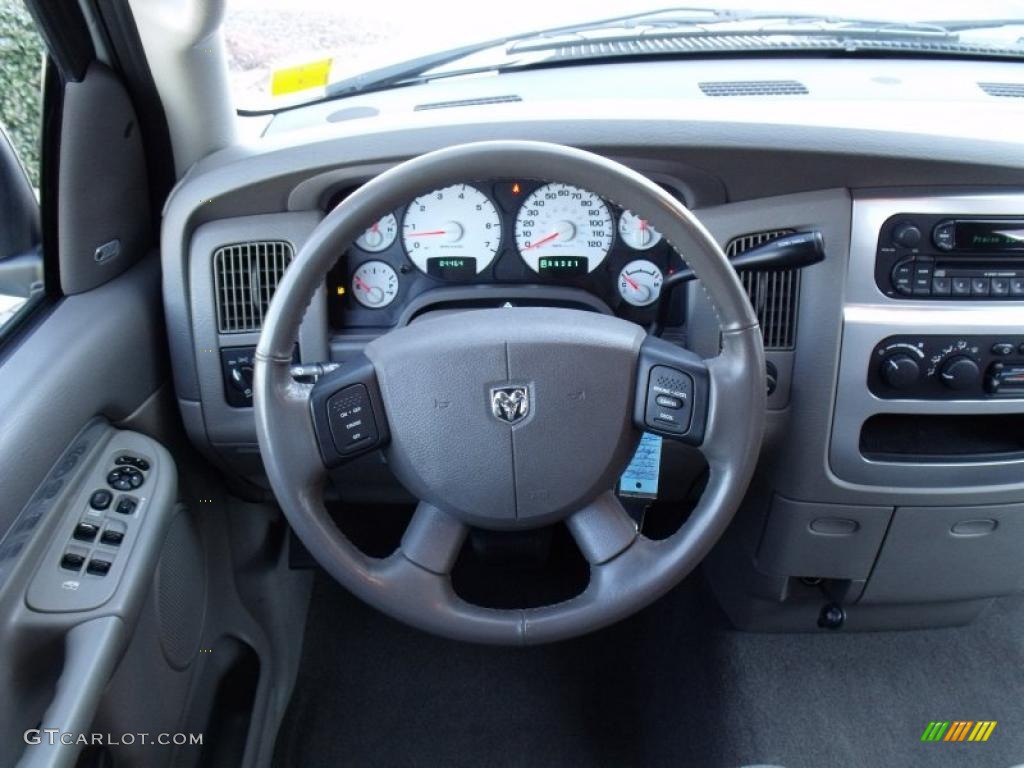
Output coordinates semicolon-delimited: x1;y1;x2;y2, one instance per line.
400;502;468;575
567;492;639;565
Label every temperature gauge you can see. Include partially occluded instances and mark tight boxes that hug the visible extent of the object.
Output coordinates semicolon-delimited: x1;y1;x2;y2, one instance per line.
355;214;398;253
618;210;662;250
351;260;399;308
618;259;663;307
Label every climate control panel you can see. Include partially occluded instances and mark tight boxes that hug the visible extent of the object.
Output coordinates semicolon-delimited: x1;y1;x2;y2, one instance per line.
869;335;1024;399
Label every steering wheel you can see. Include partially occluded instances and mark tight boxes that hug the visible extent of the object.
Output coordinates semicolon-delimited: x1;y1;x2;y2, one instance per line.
254;141;765;645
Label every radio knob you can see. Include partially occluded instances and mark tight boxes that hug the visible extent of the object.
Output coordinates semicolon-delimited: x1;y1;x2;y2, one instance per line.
880;353;921;390
892;222;922;249
939;355;981;391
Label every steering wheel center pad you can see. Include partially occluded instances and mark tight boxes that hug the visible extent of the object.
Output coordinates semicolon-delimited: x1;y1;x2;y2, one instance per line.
366;307;645;528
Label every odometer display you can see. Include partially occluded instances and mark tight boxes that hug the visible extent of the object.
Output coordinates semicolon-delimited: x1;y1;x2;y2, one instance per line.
515;183;613;273
402;184;501;274
426;257;476;280
538;256;587;276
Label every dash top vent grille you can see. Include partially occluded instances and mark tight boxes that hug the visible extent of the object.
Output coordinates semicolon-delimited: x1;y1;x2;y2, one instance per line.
214;241;294;333
414;95;522;111
978;82;1024;98
726;229;799;350
699;79;808;97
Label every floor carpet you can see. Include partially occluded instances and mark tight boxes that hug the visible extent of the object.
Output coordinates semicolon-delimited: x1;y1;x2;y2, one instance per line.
274;572;1024;768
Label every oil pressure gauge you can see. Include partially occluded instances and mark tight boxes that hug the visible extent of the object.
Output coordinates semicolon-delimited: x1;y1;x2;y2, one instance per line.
351;260;399;308
618;259;663;307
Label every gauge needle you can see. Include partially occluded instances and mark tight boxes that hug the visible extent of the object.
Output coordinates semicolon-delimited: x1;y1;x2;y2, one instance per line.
353;276;372;293
524;231;560;250
623;274;640;291
406;230;447;236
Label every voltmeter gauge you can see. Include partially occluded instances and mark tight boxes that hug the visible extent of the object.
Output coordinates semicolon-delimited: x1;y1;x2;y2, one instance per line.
355;214;398;253
618;210;663;250
351;260;399;308
618;259;663;307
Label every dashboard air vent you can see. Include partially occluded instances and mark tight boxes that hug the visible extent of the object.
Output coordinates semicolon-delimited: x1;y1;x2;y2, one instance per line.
414;95;522;111
214;241;294;333
726;229;799;350
699;80;808;97
978;82;1024;98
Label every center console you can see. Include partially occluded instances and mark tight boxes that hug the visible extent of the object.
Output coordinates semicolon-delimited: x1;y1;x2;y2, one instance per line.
830;193;1024;489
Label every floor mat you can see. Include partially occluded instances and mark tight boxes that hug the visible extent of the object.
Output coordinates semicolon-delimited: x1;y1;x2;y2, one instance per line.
274;573;1024;768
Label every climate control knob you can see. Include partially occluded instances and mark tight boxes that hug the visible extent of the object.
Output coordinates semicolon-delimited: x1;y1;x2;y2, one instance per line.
879;353;921;390
939;355;981;391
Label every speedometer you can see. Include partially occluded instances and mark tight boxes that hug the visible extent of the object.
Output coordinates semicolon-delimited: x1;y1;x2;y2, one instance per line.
515;183;613;274
401;184;501;276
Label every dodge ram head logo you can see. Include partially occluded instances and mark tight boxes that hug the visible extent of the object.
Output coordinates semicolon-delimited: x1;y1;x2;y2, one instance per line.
490;386;529;424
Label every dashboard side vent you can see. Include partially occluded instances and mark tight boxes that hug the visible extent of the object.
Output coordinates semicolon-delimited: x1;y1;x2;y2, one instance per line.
213;241;294;333
699;80;808;97
726;229;799;350
978;82;1024;98
414;95;522;111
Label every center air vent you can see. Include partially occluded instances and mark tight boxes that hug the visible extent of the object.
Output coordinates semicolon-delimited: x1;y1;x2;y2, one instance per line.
726;229;799;349
414;95;522;111
699;80;808;97
213;241;294;333
978;82;1024;98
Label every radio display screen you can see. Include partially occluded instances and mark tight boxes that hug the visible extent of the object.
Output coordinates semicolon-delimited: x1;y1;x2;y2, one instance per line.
954;221;1024;252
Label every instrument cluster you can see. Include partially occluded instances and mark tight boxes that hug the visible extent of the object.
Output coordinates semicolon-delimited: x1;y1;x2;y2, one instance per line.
326;180;686;328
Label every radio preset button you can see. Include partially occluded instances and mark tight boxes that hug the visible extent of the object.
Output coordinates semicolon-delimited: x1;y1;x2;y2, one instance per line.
991;277;1010;296
1011;278;1024;296
970;277;991;296
931;277;951;296
951;277;971;296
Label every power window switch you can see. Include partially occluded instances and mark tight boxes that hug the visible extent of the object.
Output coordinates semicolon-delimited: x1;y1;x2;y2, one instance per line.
86;559;112;576
100;529;124;546
89;489;113;510
115;496;137;515
60;552;86;572
72;522;100;542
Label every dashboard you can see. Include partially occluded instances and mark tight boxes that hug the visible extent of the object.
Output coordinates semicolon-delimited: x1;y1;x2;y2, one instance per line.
160;54;1024;634
326;180;685;329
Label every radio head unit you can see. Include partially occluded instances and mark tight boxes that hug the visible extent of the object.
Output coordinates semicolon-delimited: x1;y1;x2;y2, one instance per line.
876;214;1024;299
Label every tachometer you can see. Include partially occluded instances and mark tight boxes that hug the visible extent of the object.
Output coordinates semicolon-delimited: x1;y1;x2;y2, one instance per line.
401;185;501;275
515;183;613;273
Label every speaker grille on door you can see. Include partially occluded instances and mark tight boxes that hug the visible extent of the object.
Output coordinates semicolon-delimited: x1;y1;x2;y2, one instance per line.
726;229;799;350
213;241;294;333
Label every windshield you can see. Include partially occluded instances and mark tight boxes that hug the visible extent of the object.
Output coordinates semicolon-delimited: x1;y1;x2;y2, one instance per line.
225;0;1024;110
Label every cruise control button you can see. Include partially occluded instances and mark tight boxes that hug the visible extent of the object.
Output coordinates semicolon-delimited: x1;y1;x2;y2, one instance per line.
86;559;112;576
655;394;683;409
60;552;85;571
327;384;379;454
89;489;113;510
73;522;100;542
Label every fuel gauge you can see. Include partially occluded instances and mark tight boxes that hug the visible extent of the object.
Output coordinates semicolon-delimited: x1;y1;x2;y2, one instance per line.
618;259;663;307
351;260;399;308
